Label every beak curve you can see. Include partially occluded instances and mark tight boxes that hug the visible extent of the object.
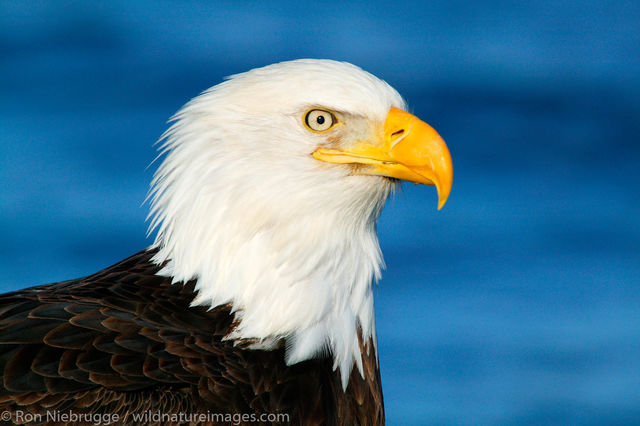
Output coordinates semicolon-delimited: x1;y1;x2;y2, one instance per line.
313;107;453;209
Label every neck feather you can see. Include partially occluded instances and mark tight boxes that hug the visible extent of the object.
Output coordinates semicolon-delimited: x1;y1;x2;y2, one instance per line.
148;134;393;388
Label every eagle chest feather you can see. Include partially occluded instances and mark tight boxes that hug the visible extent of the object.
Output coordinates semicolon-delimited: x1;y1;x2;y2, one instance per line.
0;250;384;425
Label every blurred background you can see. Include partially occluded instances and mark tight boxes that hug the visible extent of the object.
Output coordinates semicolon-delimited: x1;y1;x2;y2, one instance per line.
1;1;639;424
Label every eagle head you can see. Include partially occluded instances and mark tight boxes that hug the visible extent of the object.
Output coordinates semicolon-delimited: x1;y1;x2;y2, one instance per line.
147;59;452;389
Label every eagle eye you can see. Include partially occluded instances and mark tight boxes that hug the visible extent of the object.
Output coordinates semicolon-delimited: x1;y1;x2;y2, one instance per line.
304;109;337;132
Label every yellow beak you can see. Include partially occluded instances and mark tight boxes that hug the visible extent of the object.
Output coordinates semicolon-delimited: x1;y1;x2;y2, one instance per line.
313;107;453;209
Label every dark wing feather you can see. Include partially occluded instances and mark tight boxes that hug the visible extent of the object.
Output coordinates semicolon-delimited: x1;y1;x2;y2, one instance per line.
0;249;384;425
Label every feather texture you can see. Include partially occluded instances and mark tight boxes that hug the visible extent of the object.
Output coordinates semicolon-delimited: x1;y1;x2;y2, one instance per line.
147;60;405;386
0;250;384;424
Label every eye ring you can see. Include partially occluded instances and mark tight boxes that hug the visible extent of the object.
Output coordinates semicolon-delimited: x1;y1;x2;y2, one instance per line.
304;109;337;133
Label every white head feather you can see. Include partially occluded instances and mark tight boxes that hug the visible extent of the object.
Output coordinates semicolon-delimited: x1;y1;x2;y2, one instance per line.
148;59;406;389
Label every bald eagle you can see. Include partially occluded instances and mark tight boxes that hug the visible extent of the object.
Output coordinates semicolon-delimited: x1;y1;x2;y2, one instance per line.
0;60;452;425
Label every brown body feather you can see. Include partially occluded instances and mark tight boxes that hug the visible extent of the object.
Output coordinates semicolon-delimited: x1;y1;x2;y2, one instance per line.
0;250;384;425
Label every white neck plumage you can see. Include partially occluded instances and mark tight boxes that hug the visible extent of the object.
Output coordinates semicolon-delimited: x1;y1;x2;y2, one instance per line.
147;97;395;389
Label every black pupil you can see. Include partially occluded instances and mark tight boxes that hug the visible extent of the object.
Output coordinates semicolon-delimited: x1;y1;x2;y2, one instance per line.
316;115;325;125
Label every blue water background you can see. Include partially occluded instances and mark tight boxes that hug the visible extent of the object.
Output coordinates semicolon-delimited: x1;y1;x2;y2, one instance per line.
1;1;639;424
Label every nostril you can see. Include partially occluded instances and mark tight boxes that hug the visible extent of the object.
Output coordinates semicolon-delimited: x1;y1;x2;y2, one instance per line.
389;128;407;148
